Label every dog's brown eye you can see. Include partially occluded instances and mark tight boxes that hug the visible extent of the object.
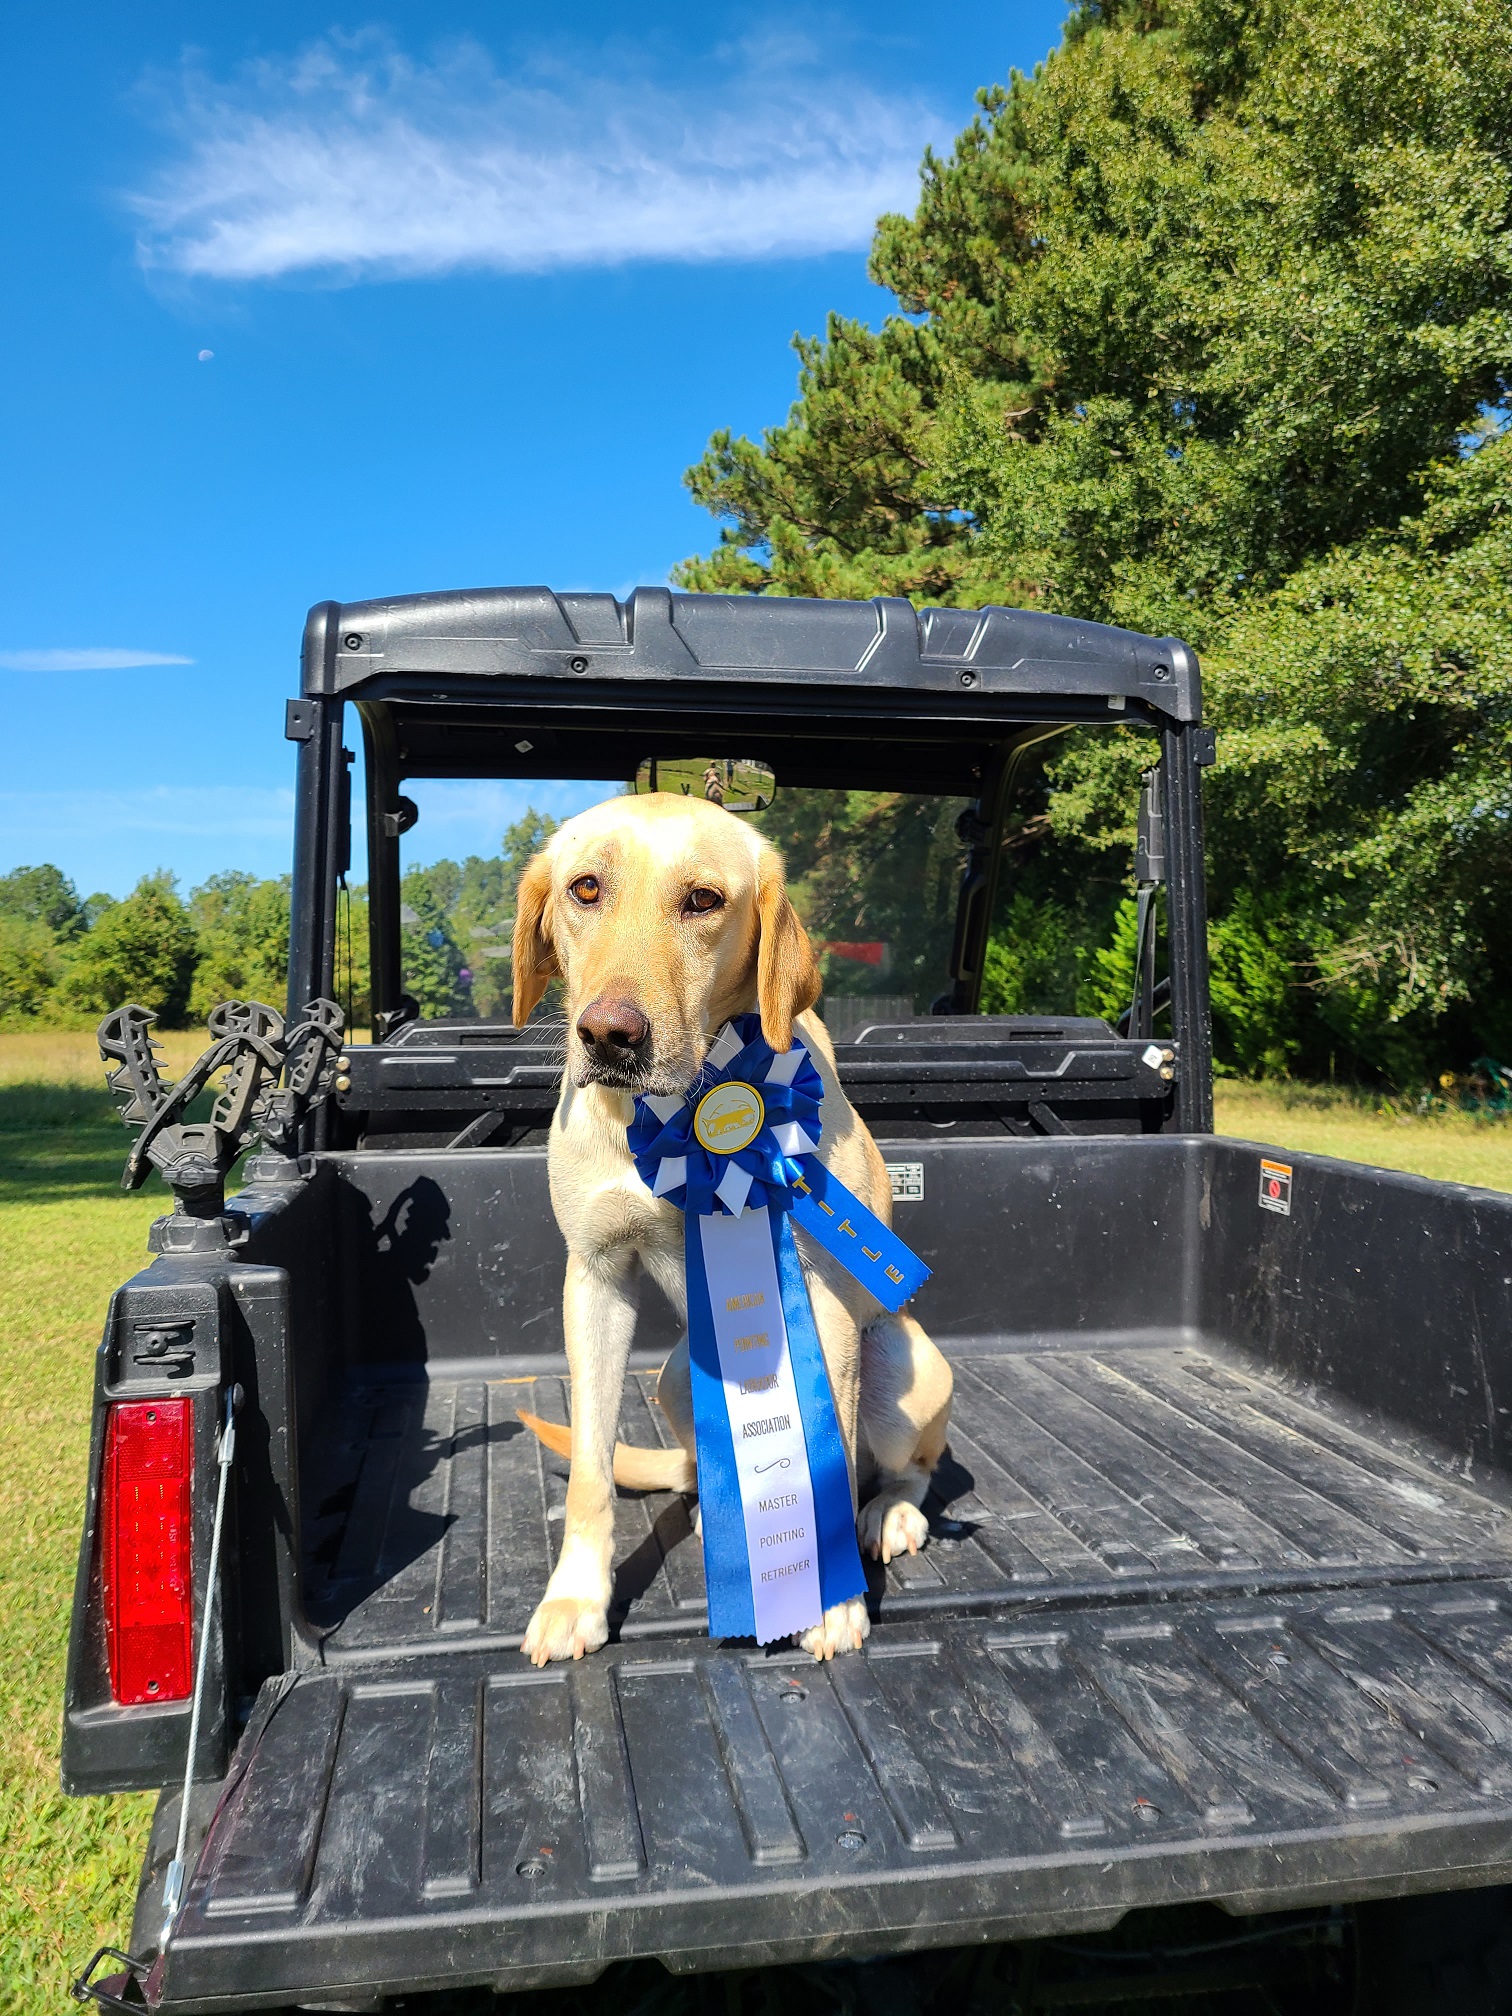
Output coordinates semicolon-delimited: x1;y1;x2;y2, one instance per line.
685;887;724;915
568;875;601;906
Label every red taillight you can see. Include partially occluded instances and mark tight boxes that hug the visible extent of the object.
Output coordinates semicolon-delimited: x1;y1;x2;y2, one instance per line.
100;1398;193;1704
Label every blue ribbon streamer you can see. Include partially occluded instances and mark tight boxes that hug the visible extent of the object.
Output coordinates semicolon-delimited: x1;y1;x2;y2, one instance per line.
791;1157;932;1313
769;1208;872;1614
683;1205;869;1637
631;1013;931;1640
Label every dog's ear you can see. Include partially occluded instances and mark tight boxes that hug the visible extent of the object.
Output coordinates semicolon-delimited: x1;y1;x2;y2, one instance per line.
755;848;821;1053
512;851;561;1027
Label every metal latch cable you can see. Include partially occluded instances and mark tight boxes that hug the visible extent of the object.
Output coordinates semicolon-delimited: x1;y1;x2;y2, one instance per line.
159;1383;238;1948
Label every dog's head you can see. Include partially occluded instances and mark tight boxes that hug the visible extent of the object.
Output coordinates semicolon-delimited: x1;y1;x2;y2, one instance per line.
512;793;820;1094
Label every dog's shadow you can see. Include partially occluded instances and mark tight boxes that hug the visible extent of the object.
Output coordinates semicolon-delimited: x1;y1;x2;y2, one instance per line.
596;1444;981;1627
609;1496;698;1623
921;1446;980;1542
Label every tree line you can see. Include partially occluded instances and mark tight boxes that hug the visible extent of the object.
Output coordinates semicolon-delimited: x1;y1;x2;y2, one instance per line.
0;814;561;1034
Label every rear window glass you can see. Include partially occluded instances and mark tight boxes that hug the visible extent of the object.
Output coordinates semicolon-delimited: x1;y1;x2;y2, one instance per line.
388;776;970;1029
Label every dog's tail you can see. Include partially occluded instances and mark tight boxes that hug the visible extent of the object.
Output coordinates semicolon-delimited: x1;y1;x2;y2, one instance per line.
517;1411;697;1493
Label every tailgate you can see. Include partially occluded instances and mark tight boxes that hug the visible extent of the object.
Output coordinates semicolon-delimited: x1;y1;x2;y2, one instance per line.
156;1583;1512;2010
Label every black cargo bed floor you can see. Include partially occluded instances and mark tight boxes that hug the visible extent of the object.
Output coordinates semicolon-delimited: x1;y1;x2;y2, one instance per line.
300;1342;1512;1658
167;1579;1512;2007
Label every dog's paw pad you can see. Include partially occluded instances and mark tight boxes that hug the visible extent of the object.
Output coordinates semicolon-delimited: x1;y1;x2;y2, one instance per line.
798;1596;870;1662
521;1598;609;1667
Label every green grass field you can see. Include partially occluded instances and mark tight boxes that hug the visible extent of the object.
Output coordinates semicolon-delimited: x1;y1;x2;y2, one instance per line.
3;1031;1509;2010
1215;1079;1512;1192
0;1075;160;2009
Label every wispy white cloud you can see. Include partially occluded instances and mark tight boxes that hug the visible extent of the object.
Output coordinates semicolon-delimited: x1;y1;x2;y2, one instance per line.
0;785;293;841
129;32;940;281
0;786;297;897
0;648;195;671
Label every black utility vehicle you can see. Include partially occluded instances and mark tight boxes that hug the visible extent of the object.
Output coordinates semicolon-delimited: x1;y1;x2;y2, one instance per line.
65;589;1512;2012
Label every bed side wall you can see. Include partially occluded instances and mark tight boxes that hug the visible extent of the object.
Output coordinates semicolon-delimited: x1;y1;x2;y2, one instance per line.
315;1137;1201;1371
1199;1138;1512;1482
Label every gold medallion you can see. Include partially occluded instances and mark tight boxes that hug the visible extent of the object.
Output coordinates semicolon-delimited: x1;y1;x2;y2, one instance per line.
692;1081;765;1155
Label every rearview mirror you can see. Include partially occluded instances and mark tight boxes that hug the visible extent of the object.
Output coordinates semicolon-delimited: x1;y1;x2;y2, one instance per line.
634;756;776;812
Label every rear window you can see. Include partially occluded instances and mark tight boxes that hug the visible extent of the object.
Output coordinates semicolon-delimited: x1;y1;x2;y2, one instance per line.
385;775;971;1030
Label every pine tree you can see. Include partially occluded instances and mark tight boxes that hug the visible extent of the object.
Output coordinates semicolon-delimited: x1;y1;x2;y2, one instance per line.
678;0;1512;1081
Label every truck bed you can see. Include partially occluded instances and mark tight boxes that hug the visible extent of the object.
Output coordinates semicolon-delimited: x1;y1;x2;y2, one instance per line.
142;1134;1512;2008
301;1341;1512;1658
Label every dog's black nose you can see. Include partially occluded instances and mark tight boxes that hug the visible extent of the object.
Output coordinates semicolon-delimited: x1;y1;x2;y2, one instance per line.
577;996;651;1065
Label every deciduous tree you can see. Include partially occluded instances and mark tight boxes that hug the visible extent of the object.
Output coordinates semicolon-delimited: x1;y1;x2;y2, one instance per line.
188;872;291;1022
60;873;199;1025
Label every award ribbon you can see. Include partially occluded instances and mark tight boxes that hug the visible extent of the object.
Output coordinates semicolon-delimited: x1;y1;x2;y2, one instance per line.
629;1014;930;1643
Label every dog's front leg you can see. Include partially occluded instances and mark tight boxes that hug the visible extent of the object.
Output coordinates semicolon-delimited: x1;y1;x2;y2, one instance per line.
522;1246;637;1665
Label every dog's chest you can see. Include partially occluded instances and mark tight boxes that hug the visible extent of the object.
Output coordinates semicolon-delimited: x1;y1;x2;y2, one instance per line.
547;1111;683;1260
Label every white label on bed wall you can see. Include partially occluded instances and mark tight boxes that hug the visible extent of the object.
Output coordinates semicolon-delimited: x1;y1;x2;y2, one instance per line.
887;1162;925;1203
1258;1158;1292;1216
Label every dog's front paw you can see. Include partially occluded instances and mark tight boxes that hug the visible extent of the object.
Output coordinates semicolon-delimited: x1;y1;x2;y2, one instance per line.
799;1596;870;1662
522;1597;609;1666
858;1494;930;1564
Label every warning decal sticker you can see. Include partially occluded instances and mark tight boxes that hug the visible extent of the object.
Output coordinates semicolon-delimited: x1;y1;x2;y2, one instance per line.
1258;1158;1293;1216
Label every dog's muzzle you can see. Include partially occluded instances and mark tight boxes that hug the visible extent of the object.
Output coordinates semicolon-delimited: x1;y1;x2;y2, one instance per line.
574;995;654;1088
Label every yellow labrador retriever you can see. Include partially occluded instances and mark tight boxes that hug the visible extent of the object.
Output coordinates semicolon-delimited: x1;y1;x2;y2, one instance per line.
512;791;953;1665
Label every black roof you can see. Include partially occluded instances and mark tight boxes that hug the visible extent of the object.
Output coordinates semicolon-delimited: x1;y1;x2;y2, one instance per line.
303;587;1200;726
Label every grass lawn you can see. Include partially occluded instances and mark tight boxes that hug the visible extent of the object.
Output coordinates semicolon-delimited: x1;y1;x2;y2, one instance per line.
0;1068;160;2009
1215;1079;1512;1192
2;1028;1508;2010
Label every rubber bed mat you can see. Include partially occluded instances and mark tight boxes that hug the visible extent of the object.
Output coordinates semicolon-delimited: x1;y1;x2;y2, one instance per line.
162;1580;1512;2008
300;1342;1512;1658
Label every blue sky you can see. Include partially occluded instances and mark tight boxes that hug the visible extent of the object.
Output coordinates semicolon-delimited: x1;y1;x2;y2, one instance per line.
1;1;1067;898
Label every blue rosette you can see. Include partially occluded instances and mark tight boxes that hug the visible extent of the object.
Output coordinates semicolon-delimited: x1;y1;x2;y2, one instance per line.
628;1012;824;1217
625;1012;932;1645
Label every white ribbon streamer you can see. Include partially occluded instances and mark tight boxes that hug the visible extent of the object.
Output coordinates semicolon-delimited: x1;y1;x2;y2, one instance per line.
696;1209;824;1642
